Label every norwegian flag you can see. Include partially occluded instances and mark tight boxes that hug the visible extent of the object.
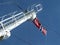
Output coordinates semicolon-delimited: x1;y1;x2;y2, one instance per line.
33;18;41;29
41;27;47;36
33;17;47;36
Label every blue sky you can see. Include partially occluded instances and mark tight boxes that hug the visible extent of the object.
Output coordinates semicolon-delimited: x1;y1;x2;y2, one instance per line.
0;0;60;45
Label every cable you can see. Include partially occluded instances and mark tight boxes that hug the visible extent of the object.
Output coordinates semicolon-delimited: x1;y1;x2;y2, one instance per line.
50;28;60;37
14;35;32;45
0;1;24;12
0;1;13;5
13;30;32;45
15;3;24;11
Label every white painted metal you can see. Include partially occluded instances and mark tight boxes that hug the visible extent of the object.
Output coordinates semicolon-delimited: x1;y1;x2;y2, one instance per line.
0;4;42;40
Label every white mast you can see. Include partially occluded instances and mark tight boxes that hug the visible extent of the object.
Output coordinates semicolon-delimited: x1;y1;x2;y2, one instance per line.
0;4;43;40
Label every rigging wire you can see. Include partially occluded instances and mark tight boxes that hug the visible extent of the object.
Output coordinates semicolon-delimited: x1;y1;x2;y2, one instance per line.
14;2;24;11
49;28;60;37
13;30;32;45
0;1;13;5
14;34;32;45
0;1;24;11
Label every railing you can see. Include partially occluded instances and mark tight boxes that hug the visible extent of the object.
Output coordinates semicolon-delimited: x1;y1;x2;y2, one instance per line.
0;4;43;31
